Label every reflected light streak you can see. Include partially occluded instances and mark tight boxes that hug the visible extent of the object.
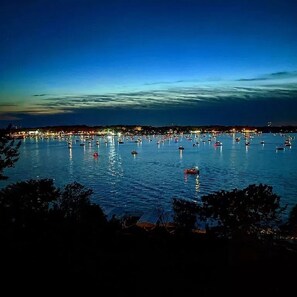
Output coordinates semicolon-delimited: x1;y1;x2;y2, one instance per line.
68;147;73;176
69;147;72;160
195;175;200;193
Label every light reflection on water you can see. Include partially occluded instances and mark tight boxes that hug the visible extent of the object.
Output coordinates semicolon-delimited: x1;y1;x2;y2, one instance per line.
2;133;297;215
68;148;73;176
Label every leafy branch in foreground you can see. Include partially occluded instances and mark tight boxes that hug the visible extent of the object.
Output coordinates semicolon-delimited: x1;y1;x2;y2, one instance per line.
0;125;21;180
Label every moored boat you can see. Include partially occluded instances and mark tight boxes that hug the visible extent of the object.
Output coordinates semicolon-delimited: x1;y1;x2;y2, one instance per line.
184;167;199;175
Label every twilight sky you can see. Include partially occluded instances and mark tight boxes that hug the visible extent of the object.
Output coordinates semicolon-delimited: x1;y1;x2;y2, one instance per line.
0;0;297;127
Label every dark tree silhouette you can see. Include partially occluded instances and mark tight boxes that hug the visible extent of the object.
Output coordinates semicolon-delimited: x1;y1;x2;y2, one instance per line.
56;181;94;220
0;179;106;229
0;125;21;180
172;198;200;232
0;178;59;228
286;204;297;236
199;184;285;238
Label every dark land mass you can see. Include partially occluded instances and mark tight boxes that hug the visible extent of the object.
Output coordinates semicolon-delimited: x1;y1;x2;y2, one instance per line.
10;124;297;134
0;179;297;296
1;223;297;296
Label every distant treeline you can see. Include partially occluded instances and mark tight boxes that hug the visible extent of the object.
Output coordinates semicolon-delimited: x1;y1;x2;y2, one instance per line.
9;124;297;134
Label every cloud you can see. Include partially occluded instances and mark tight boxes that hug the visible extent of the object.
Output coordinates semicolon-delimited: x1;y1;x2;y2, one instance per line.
2;71;296;119
237;78;267;82
23;108;74;115
0;103;18;107
12;81;297;116
0;114;22;121
237;70;297;82
269;71;297;78
143;81;175;86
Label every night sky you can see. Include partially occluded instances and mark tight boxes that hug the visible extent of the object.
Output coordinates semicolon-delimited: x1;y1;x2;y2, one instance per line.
0;0;297;127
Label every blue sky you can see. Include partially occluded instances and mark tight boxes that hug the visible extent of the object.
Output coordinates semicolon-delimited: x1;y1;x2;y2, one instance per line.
0;0;297;127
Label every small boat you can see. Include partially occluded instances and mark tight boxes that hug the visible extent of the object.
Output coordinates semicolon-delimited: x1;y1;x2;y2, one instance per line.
276;146;285;151
131;150;138;155
178;146;184;150
93;152;99;157
214;141;222;146
184;167;199;175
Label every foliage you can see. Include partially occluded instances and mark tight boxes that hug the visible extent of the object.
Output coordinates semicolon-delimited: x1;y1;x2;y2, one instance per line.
0;178;59;228
199;184;285;238
286;204;297;235
56;181;93;220
0;125;21;180
0;179;106;229
172;198;200;231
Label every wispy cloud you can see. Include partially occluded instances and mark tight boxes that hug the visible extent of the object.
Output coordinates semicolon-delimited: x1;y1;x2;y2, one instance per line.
23;83;297;115
0;114;22;121
237;70;297;81
1;71;297;117
0;103;18;107
269;71;297;78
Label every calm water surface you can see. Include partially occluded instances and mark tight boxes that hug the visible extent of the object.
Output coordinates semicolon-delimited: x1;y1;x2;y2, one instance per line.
2;133;297;215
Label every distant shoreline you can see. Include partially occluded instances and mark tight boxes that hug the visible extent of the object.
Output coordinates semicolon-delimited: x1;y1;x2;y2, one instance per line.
5;124;297;134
